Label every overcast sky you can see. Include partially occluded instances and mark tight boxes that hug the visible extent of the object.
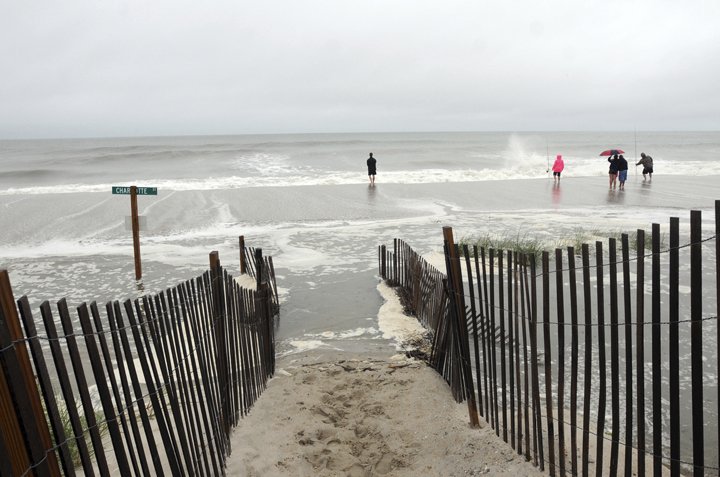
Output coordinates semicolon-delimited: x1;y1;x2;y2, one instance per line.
1;1;719;139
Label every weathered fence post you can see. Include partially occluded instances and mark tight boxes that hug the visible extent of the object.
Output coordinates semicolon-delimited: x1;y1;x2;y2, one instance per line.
529;254;545;471
0;270;60;476
567;247;579;477
690;210;704;477
255;248;275;375
669;218;680;477
210;251;231;437
393;239;398;284
716;200;720;474
442;226;480;428
554;248;566;477
255;248;263;290
381;245;387;278
651;223;663;476
462;245;483;421
609;238;620;477
239;235;246;274
581;244;592;476
636;229;646;476
595;241;607;477
621;234;634;477
541;251;556;476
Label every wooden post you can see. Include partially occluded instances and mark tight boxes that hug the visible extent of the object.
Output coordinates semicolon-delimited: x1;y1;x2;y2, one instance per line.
554;248;566;477
690;210;703;477
255;248;274;373
609;239;620;477
541;252;556;476
651;223;662;476
210;251;230;437
381;245;387;278
131;185;142;281
669;218;680;477
239;236;246;274
567;247;579;477
636;230;646;476
499;251;507;442
621;234;634;477
255;248;264;290
463;245;483;419
489;248;499;432
0;270;60;476
581;244;592;477
716;200;720;474
595;241;607;477
210;251;220;272
529;254;545;470
442;226;480;428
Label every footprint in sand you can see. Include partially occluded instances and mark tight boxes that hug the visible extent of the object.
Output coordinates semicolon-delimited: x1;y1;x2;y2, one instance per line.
373;453;398;475
315;427;336;441
345;463;368;477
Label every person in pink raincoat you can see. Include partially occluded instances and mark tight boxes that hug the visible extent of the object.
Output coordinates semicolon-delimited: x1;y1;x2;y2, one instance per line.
551;154;564;183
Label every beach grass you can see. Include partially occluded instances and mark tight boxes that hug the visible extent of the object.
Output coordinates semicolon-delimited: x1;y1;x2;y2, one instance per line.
458;233;546;262
51;401;109;468
459;228;665;262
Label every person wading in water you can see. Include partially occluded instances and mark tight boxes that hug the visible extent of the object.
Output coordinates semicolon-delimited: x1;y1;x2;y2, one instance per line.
367;152;377;185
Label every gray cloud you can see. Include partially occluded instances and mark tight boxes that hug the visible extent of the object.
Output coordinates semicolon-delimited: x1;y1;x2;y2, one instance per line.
1;0;719;138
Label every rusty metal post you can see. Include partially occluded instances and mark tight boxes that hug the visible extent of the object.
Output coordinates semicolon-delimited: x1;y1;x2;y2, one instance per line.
239;235;246;274
130;185;142;282
0;270;60;476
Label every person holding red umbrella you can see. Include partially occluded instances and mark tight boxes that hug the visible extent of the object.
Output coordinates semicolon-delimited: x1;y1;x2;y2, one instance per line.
608;154;620;189
599;149;625;190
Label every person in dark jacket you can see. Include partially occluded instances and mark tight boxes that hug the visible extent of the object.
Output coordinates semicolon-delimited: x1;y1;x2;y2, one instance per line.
366;152;377;185
617;155;629;190
636;152;654;180
608;154;619;190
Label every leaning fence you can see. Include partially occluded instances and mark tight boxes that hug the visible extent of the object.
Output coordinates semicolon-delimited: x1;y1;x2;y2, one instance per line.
0;242;278;477
380;200;720;476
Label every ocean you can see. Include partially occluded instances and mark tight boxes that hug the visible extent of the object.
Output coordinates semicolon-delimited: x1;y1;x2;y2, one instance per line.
2;130;720;468
2;131;720;351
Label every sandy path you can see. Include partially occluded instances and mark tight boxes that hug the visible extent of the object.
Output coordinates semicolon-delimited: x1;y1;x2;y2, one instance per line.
225;351;545;477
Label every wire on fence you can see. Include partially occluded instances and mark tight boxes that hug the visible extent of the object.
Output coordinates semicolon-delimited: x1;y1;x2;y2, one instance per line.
11;271;271;477
448;234;717;278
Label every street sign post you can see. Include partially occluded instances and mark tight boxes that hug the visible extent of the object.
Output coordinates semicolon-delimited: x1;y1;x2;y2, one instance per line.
112;185;157;283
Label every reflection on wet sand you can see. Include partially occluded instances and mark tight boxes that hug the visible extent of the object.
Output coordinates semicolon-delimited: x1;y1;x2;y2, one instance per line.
606;188;626;204
552;182;561;205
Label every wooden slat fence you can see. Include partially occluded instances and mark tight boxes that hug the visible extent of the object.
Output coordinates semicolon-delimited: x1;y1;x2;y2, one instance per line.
241;235;279;312
0;246;278;476
380;200;720;476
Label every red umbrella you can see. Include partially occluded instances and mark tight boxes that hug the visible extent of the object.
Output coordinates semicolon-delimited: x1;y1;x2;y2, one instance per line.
599;149;625;156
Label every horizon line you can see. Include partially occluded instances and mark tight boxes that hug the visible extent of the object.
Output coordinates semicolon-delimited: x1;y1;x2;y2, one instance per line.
2;128;720;142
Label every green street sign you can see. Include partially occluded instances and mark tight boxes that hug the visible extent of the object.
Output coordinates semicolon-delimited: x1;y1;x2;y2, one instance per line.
112;186;158;196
